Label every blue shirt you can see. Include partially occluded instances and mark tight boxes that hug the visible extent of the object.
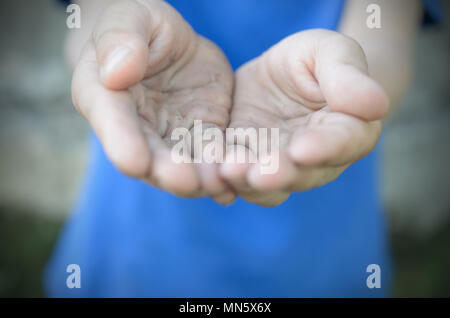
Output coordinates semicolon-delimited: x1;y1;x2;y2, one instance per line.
46;0;392;297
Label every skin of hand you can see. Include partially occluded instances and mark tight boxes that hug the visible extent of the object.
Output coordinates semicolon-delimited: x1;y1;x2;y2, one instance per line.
71;0;237;204
220;29;389;206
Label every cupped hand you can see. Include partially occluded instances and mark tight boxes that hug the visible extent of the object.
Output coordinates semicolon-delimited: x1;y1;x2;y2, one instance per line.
221;29;389;206
72;0;235;204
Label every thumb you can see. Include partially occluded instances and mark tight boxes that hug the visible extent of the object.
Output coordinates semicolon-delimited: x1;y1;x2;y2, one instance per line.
93;0;151;90
314;31;389;121
270;29;389;121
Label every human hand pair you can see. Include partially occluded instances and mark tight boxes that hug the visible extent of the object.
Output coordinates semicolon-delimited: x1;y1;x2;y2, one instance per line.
72;0;389;206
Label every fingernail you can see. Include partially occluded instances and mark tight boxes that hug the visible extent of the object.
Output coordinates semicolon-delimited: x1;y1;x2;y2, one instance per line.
101;46;131;80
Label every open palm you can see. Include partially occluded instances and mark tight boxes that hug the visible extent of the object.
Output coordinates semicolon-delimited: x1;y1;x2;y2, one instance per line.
221;30;389;206
72;0;234;203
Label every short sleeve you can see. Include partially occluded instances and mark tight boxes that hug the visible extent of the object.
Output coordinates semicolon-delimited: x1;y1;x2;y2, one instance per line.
57;0;71;6
422;0;444;26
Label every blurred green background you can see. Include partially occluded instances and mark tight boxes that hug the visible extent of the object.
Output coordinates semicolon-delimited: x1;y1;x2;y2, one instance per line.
0;0;449;297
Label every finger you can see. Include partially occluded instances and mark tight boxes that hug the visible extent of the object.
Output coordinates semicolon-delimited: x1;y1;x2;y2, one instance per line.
246;152;297;192
288;110;382;167
151;153;200;197
92;0;151;90
196;162;228;195
189;121;230;197
248;142;350;193
93;0;193;90
220;133;291;206
220;145;255;191
240;191;290;207
249;152;346;193
315;36;390;121
211;189;237;206
282;166;346;193
72;43;151;178
220;114;270;191
268;29;389;121
143;126;200;197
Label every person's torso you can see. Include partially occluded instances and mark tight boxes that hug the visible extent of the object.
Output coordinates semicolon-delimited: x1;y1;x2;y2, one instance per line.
45;0;390;297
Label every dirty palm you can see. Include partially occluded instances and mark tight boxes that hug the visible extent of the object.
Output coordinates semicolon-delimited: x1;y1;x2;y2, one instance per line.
72;0;388;207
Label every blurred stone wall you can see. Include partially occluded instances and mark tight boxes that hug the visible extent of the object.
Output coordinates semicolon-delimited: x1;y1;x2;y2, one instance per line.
0;0;449;236
0;0;89;218
382;1;450;235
